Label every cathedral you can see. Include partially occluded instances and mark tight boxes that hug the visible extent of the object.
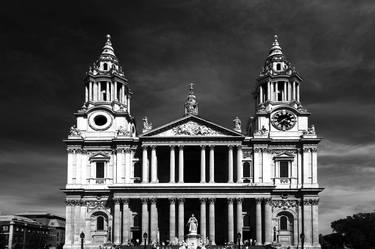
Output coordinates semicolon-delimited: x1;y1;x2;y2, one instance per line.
63;34;323;249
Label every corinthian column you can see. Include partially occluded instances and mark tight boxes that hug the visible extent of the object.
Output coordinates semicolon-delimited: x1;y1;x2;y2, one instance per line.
264;198;272;245
236;198;243;241
200;198;207;243
178;198;185;241
169;198;176;242
151;146;157;183
209;198;216;245
114;198;121;245
312;199;320;246
237;146;243;182
142;146;149;183
122;199;130;245
209;146;215;183
141;198;149;245
178;146;184;183
227;198;234;243
150;198;158;243
170;146;175;183
200;146;206;183
65;201;74;245
255;198;262;245
228;146;234;183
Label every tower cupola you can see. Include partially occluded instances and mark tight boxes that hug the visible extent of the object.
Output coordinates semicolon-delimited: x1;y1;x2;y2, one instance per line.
255;35;302;109
83;34;131;113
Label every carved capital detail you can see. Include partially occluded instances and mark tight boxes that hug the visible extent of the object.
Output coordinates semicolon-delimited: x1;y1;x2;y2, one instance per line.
199;198;207;203
236;198;243;203
208;198;216;204
177;198;185;203
272;200;298;208
169;198;176;204
263;198;272;205
227;198;234;204
140;198;148;204
113;198;121;205
255;198;263;204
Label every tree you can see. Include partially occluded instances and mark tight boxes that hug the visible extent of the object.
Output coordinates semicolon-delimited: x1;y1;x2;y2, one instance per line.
330;211;375;249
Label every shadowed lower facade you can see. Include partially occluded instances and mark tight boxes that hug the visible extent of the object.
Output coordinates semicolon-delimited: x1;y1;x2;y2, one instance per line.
62;35;323;249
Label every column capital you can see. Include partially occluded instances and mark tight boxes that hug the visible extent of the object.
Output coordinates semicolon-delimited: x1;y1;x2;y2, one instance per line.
142;145;148;149
169;145;176;149
208;198;216;204
199;198;207;203
237;145;242;149
228;145;234;149
200;145;207;149
113;198;121;205
121;198;129;205
236;198;243;203
141;198;148;204
255;198;263;204
209;145;215;149
150;198;157;204
178;145;184;149
168;198;177;204
227;198;234;204
151;145;157;150
177;198;185;203
263;198;272;205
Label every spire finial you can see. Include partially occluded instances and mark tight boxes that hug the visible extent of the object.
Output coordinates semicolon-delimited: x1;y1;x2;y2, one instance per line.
184;83;198;116
268;34;282;57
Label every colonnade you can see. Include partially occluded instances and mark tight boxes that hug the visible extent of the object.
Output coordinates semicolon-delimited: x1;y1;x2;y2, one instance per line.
258;80;300;104
112;197;273;246
141;145;243;183
85;81;129;106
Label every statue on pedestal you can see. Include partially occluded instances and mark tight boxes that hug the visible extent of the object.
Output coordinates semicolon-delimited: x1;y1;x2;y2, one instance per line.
187;214;198;234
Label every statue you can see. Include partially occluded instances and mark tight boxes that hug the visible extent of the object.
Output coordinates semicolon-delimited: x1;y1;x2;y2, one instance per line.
233;116;241;132
117;126;130;136
142;116;152;133
187;214;198;234
69;125;81;136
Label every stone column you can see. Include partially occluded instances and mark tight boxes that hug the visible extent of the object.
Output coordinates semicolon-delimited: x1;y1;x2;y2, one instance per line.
256;198;262;245
74;201;81;243
264;198;272;245
237;146;243;183
170;146;175;183
178;198;185;241
200;198;207;243
312;148;318;185
89;82;93;101
209;198;216;245
303;199;312;246
169;198;176;242
141;198;149;244
151;146;157;183
65;201;73;245
236;198;243;241
209;146;215;183
150;198;158;243
114;198;121;245
228;145;234;183
312;199;320;247
227;198;234;243
178;146;184;183
122;199;130;245
259;86;263;103
142;146;149;183
8;221;14;249
200;146;206;183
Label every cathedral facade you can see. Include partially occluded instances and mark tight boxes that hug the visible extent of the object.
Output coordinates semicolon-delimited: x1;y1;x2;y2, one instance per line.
63;35;323;249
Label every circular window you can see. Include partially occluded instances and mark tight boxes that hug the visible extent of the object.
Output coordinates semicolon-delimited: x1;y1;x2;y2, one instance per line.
89;111;113;131
94;115;107;126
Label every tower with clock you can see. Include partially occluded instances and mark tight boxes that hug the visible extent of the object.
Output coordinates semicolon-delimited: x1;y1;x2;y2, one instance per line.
247;35;322;248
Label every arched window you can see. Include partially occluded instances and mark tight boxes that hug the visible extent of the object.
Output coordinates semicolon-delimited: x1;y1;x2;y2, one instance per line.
276;63;281;71
103;63;108;70
97;216;104;231
280;216;288;230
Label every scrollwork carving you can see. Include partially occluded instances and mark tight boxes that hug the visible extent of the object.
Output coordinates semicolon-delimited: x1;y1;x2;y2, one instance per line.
272;200;298;208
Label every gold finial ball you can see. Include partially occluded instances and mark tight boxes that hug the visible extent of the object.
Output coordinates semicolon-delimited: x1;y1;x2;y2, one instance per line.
274;34;278;41
106;34;111;40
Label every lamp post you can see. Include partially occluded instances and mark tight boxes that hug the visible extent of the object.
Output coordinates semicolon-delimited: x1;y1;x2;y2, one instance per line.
143;232;148;249
80;232;85;249
300;233;305;249
237;233;241;249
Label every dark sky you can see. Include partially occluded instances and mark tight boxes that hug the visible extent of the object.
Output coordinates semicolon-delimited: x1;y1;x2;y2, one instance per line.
1;0;375;234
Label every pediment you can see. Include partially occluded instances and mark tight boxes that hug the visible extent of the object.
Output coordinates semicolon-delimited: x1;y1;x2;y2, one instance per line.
273;152;295;160
89;152;110;162
141;115;243;138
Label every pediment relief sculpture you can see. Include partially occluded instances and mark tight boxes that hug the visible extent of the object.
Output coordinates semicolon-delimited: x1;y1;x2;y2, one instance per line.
155;121;225;137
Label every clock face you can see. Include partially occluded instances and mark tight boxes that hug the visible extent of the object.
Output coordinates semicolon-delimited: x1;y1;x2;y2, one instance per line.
271;110;296;131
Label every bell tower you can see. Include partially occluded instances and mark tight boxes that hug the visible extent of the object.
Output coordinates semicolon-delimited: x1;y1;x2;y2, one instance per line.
251;35;314;138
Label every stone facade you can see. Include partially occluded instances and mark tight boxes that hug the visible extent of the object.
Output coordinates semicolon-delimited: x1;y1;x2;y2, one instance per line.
62;35;323;249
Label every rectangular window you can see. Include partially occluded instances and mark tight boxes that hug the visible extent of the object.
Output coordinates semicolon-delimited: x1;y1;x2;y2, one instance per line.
277;82;283;101
2;226;8;232
96;162;105;178
280;161;289;178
